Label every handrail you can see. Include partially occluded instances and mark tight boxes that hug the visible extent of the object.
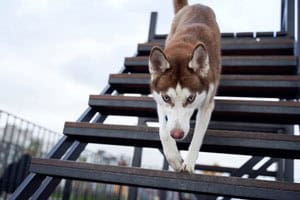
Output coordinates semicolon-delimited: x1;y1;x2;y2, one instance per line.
281;0;295;39
147;12;158;42
297;1;300;75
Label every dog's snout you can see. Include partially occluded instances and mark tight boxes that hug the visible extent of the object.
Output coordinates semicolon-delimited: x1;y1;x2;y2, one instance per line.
170;128;184;140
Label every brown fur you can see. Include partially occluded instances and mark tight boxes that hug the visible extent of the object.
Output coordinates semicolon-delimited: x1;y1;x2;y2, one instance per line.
173;0;188;13
150;2;221;99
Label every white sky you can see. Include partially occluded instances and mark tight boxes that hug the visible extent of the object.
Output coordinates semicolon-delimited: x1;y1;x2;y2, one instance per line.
1;0;299;181
0;0;282;132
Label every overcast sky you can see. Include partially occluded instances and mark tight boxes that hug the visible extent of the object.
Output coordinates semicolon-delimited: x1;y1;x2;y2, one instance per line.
0;0;282;131
0;0;281;131
2;0;299;181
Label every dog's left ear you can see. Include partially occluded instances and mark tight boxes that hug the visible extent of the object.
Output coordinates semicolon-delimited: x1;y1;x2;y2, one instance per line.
188;43;209;77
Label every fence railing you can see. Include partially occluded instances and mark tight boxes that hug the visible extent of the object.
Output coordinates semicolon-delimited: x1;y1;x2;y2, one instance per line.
0;110;62;199
0;110;132;200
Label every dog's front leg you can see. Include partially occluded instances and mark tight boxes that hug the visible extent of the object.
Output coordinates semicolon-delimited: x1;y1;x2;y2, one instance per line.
157;106;183;171
160;127;183;171
181;101;214;173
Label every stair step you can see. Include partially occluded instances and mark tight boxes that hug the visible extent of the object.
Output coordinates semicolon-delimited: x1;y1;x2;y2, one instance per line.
138;38;294;56
152;31;287;42
124;56;297;74
30;158;300;200
207;121;290;133
89;95;300;124
63;122;300;158
194;164;276;176
109;74;300;98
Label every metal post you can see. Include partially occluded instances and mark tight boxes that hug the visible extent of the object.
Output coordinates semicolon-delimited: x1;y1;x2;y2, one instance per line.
288;0;295;39
62;180;72;200
2;116;16;170
281;0;286;32
148;12;158;42
296;0;300;76
284;126;294;182
275;124;294;182
280;1;298;177
159;158;168;200
128;118;144;200
281;0;295;38
127;148;142;200
118;185;122;200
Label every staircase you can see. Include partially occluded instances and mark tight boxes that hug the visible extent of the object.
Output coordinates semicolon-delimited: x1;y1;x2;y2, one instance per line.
11;1;300;200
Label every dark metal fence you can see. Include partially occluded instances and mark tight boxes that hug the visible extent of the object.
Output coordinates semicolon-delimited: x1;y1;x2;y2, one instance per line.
0;110;62;199
0;110;132;200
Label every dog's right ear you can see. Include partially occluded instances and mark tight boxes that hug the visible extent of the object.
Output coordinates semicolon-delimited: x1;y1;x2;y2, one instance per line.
149;46;170;75
188;43;209;77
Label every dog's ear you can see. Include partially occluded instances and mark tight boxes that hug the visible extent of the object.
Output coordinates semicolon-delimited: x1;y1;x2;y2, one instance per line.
188;43;209;77
149;46;170;75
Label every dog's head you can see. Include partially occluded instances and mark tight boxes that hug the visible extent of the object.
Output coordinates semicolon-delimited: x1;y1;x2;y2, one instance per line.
148;43;210;140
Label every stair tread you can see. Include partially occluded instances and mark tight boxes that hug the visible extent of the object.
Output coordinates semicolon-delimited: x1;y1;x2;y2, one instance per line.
126;55;297;65
110;73;300;81
153;31;287;40
88;95;300;124
138;38;294;55
30;158;300;200
141;38;294;47
90;94;300;108
63;122;300;158
124;56;297;74
109;74;300;98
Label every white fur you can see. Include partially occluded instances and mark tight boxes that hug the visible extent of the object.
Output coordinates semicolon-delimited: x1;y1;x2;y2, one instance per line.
188;51;210;77
153;84;206;140
153;83;214;172
181;83;215;173
157;105;183;170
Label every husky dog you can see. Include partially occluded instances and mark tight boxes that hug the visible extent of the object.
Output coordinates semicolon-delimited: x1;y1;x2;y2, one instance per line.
148;0;221;173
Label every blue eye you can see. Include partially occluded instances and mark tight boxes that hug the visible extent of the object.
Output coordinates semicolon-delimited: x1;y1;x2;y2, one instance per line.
162;95;170;103
187;94;196;103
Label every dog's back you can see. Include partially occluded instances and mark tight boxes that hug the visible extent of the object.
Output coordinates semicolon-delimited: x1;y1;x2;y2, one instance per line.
166;0;221;89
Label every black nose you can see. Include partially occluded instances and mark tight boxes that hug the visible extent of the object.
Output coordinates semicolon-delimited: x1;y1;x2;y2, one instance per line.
165;115;168;122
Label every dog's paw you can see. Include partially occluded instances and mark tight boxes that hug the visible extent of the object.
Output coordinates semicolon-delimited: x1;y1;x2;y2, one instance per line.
180;151;198;173
166;153;183;172
180;162;194;174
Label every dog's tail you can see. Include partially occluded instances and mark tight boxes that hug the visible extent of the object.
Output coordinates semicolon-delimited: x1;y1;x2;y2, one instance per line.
173;0;188;14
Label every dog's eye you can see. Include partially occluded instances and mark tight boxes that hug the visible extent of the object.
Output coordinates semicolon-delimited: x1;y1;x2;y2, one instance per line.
187;94;196;103
162;95;171;103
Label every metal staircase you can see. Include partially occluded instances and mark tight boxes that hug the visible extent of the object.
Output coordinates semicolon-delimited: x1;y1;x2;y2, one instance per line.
10;1;300;199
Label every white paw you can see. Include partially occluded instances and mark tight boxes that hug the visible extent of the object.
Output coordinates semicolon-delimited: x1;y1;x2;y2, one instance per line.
180;151;198;173
180;162;194;174
165;152;183;172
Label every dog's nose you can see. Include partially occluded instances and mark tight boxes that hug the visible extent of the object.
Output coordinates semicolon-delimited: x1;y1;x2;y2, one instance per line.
170;128;184;140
